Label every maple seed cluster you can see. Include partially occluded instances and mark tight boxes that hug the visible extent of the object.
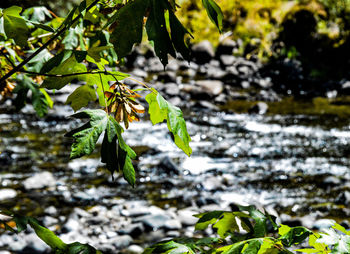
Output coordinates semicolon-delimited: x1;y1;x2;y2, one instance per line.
105;82;145;129
0;81;15;97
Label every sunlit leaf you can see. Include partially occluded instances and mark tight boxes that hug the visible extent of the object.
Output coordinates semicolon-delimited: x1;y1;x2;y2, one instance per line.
3;6;29;47
68;109;108;159
66;85;96;111
146;89;192;156
41;54;87;90
202;0;223;32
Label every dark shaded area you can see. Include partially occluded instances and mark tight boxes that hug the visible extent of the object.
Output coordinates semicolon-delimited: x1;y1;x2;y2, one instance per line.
261;8;350;97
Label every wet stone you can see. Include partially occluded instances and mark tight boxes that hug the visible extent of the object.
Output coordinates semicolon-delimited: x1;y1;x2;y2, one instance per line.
23;171;56;190
0;189;17;201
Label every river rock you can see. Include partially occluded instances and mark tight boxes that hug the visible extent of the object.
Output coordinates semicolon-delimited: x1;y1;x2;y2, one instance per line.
159;156;181;175
192;40;215;64
216;39;237;56
112;235;133;249
335;191;350;205
220;55;236;66
195;80;224;97
163;83;180;96
139;214;172;231
62;218;80;233
157;71;177;83
0;189;17;201
23;171;56;190
248;102;268;114
177;209;198;226
146;57;164;72
25;233;50;253
118;223;144;237
164;219;182;230
125;244;144;254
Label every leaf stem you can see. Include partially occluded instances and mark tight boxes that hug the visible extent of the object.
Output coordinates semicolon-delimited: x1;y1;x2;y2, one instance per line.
99;72;109;114
125;77;156;94
0;0;100;84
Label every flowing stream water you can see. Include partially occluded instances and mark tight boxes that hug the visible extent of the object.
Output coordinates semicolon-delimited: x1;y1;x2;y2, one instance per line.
1;97;350;231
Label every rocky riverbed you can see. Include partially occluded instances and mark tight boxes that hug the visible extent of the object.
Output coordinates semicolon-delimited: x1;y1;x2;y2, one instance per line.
1;40;350;253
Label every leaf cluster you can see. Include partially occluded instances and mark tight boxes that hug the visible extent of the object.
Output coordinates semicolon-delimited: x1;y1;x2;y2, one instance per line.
0;211;101;254
145;205;350;254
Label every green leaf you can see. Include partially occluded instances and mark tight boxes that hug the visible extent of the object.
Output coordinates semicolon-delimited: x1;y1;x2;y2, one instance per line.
28;218;67;250
31;87;49;117
202;0;223;32
279;226;312;247
69;109;108;159
27;49;53;73
238;205;268;237
3;6;29;47
13;215;29;233
25;19;55;32
169;11;192;62
242;239;263;254
87;46;113;62
144;241;195;254
66;85;96;111
22;6;52;23
122;153;136;187
213;212;239;238
109;0;148;59
194;211;224;231
145;90;192;156
146;0;176;66
220;241;246;254
67;242;101;254
40;50;73;74
41;54;87;90
14;75;49;117
101;117;136;186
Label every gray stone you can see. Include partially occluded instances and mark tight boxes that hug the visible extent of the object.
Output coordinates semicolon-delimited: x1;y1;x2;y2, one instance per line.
146;57;164;72
0;189;17;201
164;219;182;230
202;176;222;191
163;83;180;96
23;172;56;190
196;101;220;111
157;71;177;83
195;80;224;97
177;209;197;226
216;39;237;56
118;223;144;237
26;233;50;253
140;214;172;230
206;67;227;80
125;244;144;254
62;218;80;233
112;235;133;249
248;102;268;115
192;40;215;64
132;69;148;79
220;55;236;66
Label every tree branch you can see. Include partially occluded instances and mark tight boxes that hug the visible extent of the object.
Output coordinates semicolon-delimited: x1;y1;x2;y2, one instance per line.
0;0;100;84
22;70;114;78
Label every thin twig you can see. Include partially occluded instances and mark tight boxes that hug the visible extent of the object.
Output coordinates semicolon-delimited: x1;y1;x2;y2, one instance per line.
0;0;100;84
22;70;114;78
0;49;16;69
